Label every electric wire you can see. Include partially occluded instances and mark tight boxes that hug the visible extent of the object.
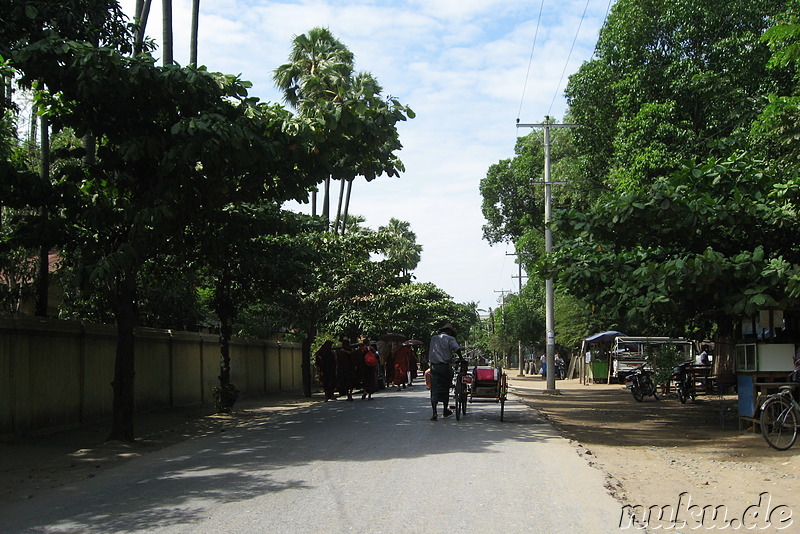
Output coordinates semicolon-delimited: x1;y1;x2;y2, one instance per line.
546;0;592;118
516;0;546;123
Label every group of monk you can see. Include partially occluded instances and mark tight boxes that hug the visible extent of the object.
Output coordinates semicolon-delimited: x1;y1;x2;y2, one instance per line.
314;337;420;401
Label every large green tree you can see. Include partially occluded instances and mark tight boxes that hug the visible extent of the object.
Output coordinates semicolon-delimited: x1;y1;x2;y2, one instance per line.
565;0;790;192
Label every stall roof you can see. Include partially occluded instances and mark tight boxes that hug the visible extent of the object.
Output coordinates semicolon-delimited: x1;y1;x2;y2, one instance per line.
585;331;626;343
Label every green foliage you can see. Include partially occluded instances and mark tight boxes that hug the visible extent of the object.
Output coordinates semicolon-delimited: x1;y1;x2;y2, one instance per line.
565;0;789;192
544;151;800;335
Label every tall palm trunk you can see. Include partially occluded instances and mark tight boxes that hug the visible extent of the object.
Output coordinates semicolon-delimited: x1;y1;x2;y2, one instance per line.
321;176;331;225
162;0;174;66
334;178;345;233
134;0;152;55
190;0;200;66
340;179;353;235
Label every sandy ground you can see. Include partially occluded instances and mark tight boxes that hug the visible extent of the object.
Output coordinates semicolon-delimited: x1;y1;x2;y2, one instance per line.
2;379;799;531
507;375;799;531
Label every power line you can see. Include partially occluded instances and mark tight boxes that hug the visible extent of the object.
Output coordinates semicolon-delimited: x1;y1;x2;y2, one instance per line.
547;0;592;118
516;0;546;122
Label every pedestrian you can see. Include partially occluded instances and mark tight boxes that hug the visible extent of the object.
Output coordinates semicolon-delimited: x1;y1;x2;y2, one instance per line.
554;353;565;380
427;323;462;421
358;338;379;400
407;344;418;385
336;337;355;401
540;354;547;378
393;343;411;391
314;340;337;401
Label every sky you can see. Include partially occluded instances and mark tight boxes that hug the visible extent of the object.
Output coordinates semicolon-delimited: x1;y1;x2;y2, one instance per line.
119;0;613;311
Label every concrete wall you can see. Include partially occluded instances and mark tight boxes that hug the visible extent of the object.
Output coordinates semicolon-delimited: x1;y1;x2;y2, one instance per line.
0;316;303;437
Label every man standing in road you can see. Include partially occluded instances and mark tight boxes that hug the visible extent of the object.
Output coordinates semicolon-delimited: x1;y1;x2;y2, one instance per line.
428;323;462;421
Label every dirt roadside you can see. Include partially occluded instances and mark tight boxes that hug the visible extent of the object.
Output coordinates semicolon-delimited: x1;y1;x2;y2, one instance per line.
507;375;799;531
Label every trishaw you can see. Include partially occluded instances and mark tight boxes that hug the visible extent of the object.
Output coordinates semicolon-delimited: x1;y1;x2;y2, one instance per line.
453;358;509;421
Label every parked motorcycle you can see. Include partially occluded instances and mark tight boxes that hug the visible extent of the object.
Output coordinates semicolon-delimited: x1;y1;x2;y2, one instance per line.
625;363;658;402
672;361;696;404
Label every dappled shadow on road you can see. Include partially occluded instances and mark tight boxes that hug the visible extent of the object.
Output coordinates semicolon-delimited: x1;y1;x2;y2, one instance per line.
5;389;557;532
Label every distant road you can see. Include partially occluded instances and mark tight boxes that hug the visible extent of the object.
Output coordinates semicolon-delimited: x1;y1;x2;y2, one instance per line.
0;387;624;533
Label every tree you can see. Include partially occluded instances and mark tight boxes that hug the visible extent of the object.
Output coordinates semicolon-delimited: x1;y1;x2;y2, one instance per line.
274;29;414;231
379;218;422;277
564;0;790;192
544;151;800;340
274;27;354;224
188;204;319;412
5;28;319;439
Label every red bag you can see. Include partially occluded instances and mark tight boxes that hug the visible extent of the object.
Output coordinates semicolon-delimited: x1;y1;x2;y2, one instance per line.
365;349;379;367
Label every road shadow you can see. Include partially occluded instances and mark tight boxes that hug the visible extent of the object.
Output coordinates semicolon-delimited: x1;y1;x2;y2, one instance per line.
0;388;560;532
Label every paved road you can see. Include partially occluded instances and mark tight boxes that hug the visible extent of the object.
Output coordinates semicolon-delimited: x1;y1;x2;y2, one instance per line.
0;387;625;533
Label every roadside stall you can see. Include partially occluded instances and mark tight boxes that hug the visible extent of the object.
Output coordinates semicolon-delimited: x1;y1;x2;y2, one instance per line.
580;331;625;384
735;342;797;430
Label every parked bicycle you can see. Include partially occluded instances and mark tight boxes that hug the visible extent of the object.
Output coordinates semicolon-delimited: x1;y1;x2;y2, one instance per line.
760;386;799;450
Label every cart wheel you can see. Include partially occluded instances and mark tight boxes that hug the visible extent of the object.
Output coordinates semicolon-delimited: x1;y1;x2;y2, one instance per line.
500;373;508;422
455;381;462;420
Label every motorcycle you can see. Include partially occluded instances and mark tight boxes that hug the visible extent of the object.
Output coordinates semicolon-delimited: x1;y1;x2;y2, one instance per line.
625;363;658;402
672;361;696;404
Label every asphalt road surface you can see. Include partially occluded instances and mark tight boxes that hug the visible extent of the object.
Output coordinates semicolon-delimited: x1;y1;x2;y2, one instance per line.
0;387;625;533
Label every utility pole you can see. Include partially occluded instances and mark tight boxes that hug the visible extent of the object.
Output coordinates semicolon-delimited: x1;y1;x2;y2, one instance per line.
507;251;528;377
494;289;509;368
516;117;576;393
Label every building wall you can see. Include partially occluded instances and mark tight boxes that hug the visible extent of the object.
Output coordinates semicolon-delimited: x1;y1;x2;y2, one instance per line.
0;316;303;437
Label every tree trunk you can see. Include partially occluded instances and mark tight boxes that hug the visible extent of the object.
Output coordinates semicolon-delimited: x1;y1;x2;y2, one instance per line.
190;0;200;66
218;310;232;388
134;0;152;55
301;323;317;397
34;115;49;317
214;278;238;413
341;179;353;235
162;0;174;66
109;271;137;442
321;175;331;226
333;178;345;233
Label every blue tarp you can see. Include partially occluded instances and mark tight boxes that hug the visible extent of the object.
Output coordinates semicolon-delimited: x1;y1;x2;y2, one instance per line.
584;331;626;343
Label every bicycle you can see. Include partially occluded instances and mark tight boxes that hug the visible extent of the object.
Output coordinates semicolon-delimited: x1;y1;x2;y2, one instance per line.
759;385;800;450
453;356;470;420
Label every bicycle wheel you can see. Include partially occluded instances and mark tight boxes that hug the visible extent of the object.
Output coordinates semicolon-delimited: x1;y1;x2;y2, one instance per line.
454;380;462;420
499;374;507;422
460;383;468;416
761;397;798;451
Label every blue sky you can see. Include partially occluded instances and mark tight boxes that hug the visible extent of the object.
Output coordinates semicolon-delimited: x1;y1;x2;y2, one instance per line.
120;0;612;310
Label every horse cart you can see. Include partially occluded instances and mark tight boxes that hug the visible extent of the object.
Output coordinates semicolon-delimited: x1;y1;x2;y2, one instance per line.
453;358;509;421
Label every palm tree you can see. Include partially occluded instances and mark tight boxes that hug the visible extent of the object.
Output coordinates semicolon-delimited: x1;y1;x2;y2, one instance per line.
274;27;354;226
273;27;354;110
380;218;422;277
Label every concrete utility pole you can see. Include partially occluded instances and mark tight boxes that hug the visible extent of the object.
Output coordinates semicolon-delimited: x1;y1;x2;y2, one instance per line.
516;118;577;393
507;251;528;377
494;289;510;368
